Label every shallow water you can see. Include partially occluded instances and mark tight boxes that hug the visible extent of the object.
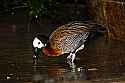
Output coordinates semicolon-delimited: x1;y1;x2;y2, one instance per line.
0;31;125;83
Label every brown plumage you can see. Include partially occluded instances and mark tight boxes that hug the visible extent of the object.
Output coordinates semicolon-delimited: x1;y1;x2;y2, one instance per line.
42;21;105;57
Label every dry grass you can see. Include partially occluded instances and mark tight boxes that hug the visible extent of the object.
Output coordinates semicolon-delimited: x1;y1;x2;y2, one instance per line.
88;0;125;41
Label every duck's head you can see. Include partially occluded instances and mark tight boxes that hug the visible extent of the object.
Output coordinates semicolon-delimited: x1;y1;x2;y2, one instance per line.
32;34;48;58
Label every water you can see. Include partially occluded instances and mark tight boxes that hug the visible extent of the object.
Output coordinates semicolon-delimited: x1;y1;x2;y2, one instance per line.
0;18;125;83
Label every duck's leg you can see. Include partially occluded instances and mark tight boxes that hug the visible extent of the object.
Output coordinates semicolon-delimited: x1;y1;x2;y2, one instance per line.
67;53;76;63
67;52;76;69
67;44;85;68
67;44;84;62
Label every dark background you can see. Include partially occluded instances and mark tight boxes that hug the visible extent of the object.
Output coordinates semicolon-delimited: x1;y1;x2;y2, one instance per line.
0;0;125;82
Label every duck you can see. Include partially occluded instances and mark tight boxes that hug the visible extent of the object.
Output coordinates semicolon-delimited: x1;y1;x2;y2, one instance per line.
32;21;106;67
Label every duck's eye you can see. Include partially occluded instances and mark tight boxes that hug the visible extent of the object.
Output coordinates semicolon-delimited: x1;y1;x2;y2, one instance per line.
38;42;40;44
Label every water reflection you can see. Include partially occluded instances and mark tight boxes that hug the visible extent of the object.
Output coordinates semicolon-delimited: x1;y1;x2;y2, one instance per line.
32;62;87;83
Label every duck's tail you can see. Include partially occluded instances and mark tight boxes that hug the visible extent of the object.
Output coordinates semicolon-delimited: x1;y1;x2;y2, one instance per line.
82;21;107;40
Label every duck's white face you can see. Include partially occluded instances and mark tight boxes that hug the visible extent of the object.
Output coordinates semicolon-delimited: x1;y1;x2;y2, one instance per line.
33;37;45;48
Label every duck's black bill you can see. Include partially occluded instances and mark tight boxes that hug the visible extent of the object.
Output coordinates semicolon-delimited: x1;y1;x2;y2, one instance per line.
33;47;41;59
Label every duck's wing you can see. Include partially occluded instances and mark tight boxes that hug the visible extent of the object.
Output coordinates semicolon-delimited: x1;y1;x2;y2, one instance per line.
49;21;105;51
49;24;87;46
59;32;90;53
49;27;90;53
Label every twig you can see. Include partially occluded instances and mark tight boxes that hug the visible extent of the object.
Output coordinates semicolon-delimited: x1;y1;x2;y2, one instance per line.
103;0;125;5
